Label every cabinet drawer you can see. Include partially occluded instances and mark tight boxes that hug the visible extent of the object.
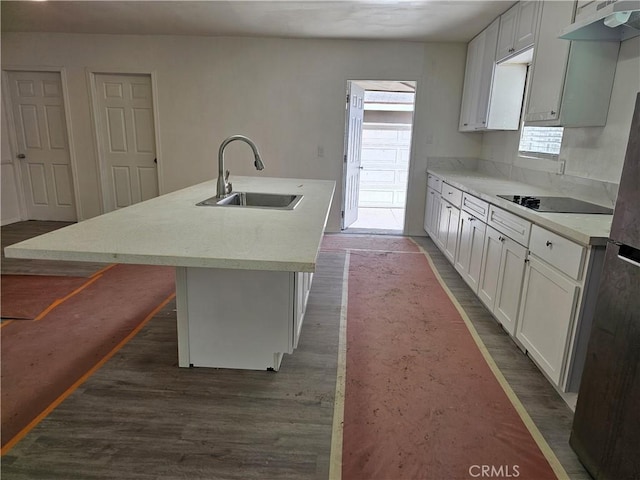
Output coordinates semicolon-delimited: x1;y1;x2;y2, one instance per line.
441;183;462;208
462;193;489;222
529;225;585;280
427;173;442;193
488;205;531;246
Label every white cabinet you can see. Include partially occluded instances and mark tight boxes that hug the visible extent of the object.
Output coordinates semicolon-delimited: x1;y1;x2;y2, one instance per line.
477;225;527;336
454;212;487;293
180;266;313;371
441;182;463;207
496;4;518;62
438;200;460;263
437;183;462;263
459;30;485;131
427;172;443;193
516;254;579;385
496;1;541;62
487;205;532;246
424;187;442;238
516;224;604;391
524;0;619;126
424;173;443;238
461;193;490;222
459;18;526;132
424;171;607;393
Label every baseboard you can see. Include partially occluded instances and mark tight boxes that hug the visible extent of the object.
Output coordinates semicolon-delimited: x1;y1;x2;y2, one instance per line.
1;216;22;226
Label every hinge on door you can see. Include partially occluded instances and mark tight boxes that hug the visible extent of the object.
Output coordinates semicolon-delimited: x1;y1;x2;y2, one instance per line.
341;211;345;218
346;93;350;104
344;154;347;163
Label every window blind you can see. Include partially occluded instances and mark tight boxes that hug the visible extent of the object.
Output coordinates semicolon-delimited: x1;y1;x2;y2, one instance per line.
519;126;564;157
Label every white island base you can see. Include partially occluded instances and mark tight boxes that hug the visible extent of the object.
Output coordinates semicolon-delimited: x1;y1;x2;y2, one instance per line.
176;267;313;371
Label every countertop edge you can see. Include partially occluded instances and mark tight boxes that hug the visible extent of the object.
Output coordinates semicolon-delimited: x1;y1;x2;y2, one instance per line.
428;169;611;247
3;246;317;273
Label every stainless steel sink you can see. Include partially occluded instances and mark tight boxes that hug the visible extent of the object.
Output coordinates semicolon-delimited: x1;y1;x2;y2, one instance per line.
197;192;303;210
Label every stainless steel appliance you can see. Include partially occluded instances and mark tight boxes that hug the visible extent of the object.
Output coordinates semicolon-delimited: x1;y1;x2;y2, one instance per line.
570;92;640;479
496;195;613;214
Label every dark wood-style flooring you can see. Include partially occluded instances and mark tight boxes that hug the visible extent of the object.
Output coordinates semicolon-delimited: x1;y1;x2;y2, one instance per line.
1;222;590;479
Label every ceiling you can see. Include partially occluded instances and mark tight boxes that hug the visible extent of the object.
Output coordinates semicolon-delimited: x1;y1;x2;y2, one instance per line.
1;1;515;43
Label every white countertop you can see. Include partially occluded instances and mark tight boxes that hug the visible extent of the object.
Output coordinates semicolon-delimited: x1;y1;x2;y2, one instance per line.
4;176;335;272
428;169;612;246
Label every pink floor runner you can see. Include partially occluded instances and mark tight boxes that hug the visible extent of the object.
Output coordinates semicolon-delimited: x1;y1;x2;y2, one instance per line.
1;275;89;320
328;235;558;480
1;264;175;449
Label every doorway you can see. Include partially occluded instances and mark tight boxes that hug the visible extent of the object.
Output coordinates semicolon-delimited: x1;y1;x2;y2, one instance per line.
92;73;159;212
341;80;416;234
5;70;77;222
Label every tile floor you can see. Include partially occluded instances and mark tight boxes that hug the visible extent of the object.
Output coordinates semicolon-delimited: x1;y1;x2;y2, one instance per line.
348;207;405;231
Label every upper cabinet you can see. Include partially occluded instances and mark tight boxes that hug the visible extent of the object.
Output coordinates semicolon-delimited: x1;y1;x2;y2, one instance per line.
524;1;619;126
496;1;541;62
459;0;621;131
459;18;526;132
459;27;487;131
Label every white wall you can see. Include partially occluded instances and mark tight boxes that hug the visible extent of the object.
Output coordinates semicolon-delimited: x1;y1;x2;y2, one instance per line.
481;36;640;185
1;33;478;233
561;37;640;182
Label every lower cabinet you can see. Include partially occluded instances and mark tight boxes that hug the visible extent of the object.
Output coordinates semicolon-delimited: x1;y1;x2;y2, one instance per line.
178;267;313;371
424;187;442;238
516;254;579;385
477;226;527;336
438;200;460;263
454;212;486;293
424;172;605;393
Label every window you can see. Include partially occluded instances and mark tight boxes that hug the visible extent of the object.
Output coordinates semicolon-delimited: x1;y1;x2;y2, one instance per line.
518;125;564;159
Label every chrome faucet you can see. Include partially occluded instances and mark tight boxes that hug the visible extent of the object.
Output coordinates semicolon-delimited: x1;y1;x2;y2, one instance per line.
216;135;265;198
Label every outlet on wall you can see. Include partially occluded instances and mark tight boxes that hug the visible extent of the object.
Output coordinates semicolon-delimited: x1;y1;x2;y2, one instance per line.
557;160;566;175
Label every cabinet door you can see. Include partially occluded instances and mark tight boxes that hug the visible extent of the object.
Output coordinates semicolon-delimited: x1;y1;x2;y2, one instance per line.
513;0;540;53
443;204;461;264
455;213;486;293
474;18;500;128
524;1;574;123
424;187;435;234
454;213;473;279
425;188;441;238
459;34;483;131
516;254;579;385
437;200;459;261
478;226;503;310
496;4;518;62
436;199;452;250
493;236;527;336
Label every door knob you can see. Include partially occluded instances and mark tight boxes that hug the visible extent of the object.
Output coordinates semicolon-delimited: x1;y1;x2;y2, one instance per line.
17;153;26;159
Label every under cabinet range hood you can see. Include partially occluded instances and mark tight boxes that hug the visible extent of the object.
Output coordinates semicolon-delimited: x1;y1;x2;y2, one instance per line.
559;0;640;41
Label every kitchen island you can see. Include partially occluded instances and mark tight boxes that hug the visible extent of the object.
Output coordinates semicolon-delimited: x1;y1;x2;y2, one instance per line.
5;176;335;371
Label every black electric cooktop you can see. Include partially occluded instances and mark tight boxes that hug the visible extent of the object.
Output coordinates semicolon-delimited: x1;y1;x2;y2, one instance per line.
497;195;613;214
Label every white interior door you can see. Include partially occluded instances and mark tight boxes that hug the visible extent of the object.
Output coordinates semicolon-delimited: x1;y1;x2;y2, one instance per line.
7;71;76;221
342;82;365;229
94;73;158;211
